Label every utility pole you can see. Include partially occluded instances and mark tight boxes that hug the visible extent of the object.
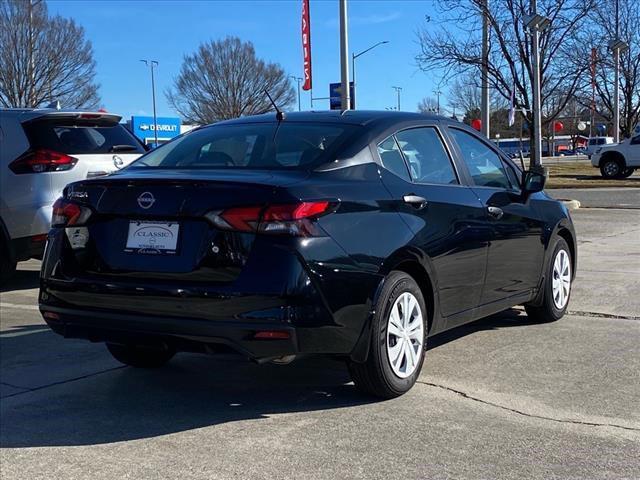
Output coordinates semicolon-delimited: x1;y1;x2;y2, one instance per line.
609;0;628;143
392;86;402;111
290;76;303;111
480;0;490;138
140;60;159;147
434;89;442;115
525;1;549;171
339;0;351;110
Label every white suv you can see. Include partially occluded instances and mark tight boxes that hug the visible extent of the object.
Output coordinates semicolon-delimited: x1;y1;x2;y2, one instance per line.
0;108;146;282
591;126;640;179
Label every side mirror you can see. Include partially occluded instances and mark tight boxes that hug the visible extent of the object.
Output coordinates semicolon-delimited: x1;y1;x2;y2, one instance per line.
522;170;546;194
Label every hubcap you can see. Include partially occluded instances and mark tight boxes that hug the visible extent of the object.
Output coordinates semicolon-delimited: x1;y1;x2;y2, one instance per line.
604;161;619;177
386;292;424;379
552;249;571;310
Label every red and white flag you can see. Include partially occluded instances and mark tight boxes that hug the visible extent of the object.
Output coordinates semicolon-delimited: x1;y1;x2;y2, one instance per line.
301;0;312;90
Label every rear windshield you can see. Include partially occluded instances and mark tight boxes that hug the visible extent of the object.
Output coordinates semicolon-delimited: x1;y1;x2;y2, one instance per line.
23;119;145;155
127;122;360;170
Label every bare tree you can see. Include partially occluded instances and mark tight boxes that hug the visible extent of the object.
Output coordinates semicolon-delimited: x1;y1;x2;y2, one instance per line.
167;37;295;124
417;96;439;113
575;0;640;138
0;0;100;108
447;72;508;116
416;0;596;137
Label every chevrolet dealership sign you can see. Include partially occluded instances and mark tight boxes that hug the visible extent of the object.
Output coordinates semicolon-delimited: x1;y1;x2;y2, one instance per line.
130;116;181;145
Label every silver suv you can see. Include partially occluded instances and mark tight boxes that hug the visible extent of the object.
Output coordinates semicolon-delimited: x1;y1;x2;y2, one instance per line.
0;108;145;282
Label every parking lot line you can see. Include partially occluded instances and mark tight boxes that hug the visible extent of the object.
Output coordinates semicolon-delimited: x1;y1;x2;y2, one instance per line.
0;328;50;338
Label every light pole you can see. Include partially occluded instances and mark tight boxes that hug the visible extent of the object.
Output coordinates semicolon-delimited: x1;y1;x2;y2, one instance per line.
609;0;628;143
339;0;351;110
525;3;550;171
433;89;442;115
140;60;159;147
480;0;490;138
352;40;389;109
290;76;303;111
392;86;402;111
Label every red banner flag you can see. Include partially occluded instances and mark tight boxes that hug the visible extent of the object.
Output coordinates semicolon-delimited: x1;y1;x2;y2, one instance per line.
302;0;312;90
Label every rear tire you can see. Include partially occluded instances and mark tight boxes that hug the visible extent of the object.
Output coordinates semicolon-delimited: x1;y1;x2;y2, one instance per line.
107;343;175;368
525;238;572;323
348;271;427;399
621;167;634;178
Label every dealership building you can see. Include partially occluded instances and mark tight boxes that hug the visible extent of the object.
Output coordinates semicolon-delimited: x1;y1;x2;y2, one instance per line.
125;116;196;146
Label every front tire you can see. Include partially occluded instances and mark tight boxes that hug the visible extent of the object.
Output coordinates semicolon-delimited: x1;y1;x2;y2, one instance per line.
525;238;572;323
107;343;175;368
348;271;427;399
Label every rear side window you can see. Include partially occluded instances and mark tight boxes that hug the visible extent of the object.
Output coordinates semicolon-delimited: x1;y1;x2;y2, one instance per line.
23;120;144;155
129;123;359;170
377;136;411;181
395;128;458;185
448;128;511;189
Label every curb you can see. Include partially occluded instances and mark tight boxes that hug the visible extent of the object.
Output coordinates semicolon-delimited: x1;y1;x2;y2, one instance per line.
559;199;581;210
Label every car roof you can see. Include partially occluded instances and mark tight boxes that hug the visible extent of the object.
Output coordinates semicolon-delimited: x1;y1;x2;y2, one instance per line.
212;110;446;127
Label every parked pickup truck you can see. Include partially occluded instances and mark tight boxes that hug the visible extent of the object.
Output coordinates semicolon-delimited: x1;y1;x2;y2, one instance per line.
591;126;640;178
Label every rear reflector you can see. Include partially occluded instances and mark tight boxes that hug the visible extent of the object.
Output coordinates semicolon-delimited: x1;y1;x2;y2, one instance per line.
42;311;60;320
51;198;92;227
206;201;334;237
9;149;78;174
253;331;291;340
31;234;48;243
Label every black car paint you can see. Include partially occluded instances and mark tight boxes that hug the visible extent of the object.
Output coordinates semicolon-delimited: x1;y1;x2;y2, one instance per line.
39;111;577;362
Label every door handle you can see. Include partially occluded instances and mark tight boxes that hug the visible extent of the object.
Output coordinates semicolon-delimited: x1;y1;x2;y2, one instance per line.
403;195;428;210
487;206;504;220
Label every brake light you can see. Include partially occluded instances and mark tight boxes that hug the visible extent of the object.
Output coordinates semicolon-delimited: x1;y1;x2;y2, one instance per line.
205;201;334;237
9;149;78;174
51;198;91;227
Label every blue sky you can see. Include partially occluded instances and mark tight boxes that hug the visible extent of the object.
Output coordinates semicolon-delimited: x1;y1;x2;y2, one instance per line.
48;0;447;121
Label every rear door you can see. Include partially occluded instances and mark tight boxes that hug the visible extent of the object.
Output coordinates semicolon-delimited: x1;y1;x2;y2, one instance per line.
446;126;545;306
376;124;490;319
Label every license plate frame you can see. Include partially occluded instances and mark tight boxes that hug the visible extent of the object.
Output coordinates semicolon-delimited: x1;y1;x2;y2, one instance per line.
124;220;180;255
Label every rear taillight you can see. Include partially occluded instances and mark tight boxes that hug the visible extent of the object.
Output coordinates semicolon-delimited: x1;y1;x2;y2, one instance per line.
9;149;78;174
51;198;92;227
206;201;334;237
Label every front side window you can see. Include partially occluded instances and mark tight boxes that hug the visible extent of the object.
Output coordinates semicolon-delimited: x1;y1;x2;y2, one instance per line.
395;128;458;185
377;136;411;181
449;128;511;189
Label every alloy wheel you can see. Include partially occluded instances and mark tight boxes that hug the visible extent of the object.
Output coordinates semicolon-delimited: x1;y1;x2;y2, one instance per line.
552;249;571;310
386;292;424;379
603;161;620;177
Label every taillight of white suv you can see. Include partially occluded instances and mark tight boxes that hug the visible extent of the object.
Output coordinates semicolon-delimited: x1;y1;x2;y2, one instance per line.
9;148;78;174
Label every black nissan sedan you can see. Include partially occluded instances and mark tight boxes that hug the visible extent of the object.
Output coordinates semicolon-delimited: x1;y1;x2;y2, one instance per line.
40;111;576;398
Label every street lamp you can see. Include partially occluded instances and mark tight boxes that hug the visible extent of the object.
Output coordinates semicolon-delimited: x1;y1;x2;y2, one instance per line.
289;76;303;111
392;86;402;111
524;2;550;171
351;40;389;109
140;60;159;147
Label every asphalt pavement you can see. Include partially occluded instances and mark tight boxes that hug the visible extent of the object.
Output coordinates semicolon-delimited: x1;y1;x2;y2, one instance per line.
1;191;639;480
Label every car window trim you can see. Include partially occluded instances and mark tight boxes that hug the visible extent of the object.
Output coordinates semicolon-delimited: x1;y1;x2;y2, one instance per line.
375;134;413;181
391;124;464;187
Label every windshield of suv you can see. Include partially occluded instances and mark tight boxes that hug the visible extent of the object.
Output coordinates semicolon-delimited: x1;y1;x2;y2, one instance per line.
127;122;360;170
23;119;145;155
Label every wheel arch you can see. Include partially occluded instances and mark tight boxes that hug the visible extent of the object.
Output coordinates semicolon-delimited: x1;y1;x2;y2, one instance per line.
349;248;440;363
599;150;627;168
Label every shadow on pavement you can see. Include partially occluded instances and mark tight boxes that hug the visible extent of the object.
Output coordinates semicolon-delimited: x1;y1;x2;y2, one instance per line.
0;268;40;293
1;308;531;448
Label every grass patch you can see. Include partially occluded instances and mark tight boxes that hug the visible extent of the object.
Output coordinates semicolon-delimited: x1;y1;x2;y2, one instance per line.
543;161;640;188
